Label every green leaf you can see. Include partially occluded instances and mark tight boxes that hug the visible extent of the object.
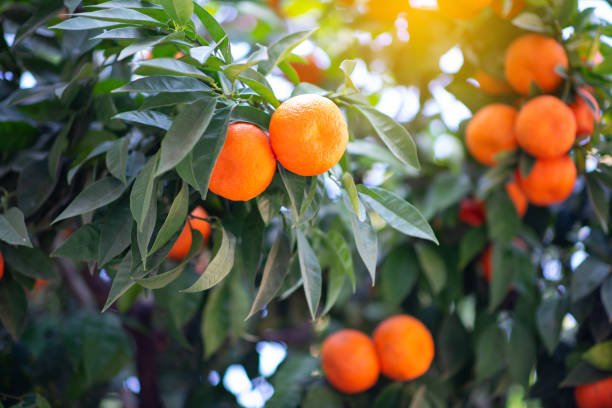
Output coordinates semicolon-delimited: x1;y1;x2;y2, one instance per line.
193;2;231;63
223;45;268;82
415;244;446;294
350;104;420;169
339;59;357;90
106;136;130;184
130;155;158;232
238;69;280;107
48;120;72;179
321;259;347;316
246;233;291;319
297;229;322;319
259;29;316;75
279;167;307;213
67;140;115;184
571;256;610;302
519;152;536;178
424;172;471;219
114;110;172;130
160;0;193;26
136;230;203;289
485;190;519;244
342;173;360;215
489;244;515;312
176;104;234;198
560;361;611;387
135;59;215;82
102;252;135;312
508;320;537;387
74;8;161;24
583;340;612;371
52;224;100;262
156;96;216;176
511;12;548;32
458;226;487;269
256;189;283;225
240;209;265;281
536;294;566;355
358;186;437;243
267;354;319;408
373;383;403;408
230;105;271;130
2;245;56;280
114;75;211;93
140;92;209;110
136;186;157;265
50;17;122;30
347;199;378;284
97;199;133;266
324;230;355;290
437;314;470;378
0;208;32;247
0;278;27;340
93;26;148;39
586;174;609;233
149;182;188;256
601;275;612;321
380;247;418;306
202;280;231;357
475;323;506;382
182;226;236;292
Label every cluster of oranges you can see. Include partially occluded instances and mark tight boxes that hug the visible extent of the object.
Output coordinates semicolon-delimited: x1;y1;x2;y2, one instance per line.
208;93;348;201
320;315;434;393
466;34;600;210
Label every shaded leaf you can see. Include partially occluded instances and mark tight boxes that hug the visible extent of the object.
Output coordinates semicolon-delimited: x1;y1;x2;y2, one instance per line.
52;224;100;262
106;136;130;184
0;278;27;340
571;256;610;302
114;75;211;93
149;181;188;255
297;229;322;319
0;208;32;247
114;110;172;130
415;244;446;294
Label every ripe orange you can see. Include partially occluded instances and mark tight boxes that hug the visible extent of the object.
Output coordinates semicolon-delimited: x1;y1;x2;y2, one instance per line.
438;0;492;19
174;51;184;59
492;0;525;19
209;122;276;201
34;279;49;291
167;206;212;261
506;180;527;216
515;95;576;158
481;245;492;282
504;34;568;94
458;197;486;227
269;94;348;176
568;87;600;138
367;0;410;21
465;104;518;166
474;70;513;94
290;54;323;85
373;315;434;381
516;156;576;206
321;329;380;394
575;377;612;408
0;249;4;281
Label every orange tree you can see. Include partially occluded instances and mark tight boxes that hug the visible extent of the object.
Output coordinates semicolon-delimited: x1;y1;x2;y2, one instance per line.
0;0;611;407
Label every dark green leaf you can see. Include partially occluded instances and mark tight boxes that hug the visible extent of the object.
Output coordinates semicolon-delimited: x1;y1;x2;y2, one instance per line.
508;320;537;387
230;105;271;129
193;2;231;63
102;252;134;312
106;136;130;184
114;75;211;93
267;354;319;408
415;244;446;294
130;155;158;232
475;323;506;381
238;69;280;107
3;245;56;280
571;256;610;302
135;59;214;82
149;182;188;255
98;199;133;266
458;226;487;269
297;229;322;319
560;361;612;387
52;224;100;262
489;244;515;312
380;247;418;306
586;174;609;233
67;141;115;184
114;110;172;130
0;278;27;340
75;8;161;24
536;294;566;355
51;17;122;30
347;199;378;284
302;385;342;408
139;92;209;110
486;190;520;244
0;208;32;247
202;280;231;357
601;275;612;321
437;314;470;378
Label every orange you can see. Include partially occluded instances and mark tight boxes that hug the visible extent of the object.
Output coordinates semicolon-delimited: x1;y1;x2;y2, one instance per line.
515;95;576;158
465;104;518;166
492;0;525;19
458;197;486;227
481;245;492;282
269;94;348;176
167;207;212;261
568;87;600;138
0;249;4;281
575;377;612;408
438;0;492;19
321;329;380;394
209;122;276;201
174;51;184;59
474;70;513;94
504;34;568;94
373;315;434;381
289;54;323;85
34;279;49;291
367;0;410;21
516;156;576;206
506;180;527;216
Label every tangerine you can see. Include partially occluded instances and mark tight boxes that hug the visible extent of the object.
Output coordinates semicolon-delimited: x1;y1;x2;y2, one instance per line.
568;87;600;138
290;54;323;85
575;377;612;408
505;180;527;217
516;156;576;206
209;122;276;201
465;104;518;166
167;206;212;261
474;70;513;94
459;197;486;227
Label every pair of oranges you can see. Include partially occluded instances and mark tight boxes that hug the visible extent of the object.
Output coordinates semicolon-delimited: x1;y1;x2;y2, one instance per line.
208;94;348;202
466;34;600;208
321;315;435;394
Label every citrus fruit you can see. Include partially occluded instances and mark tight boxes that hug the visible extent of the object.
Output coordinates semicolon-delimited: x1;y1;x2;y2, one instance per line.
474;70;513;94
367;0;410;21
269;94;348;176
465;104;518;166
492;0;525;19
209;122;277;201
506;180;527;216
321;329;380;394
167;206;212;261
575;377;612;408
373;314;435;381
516;156;576;206
459;197;486;227
290;54;323;85
438;0;492;19
515;95;576;158
504;34;568;94
568;87;600;138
